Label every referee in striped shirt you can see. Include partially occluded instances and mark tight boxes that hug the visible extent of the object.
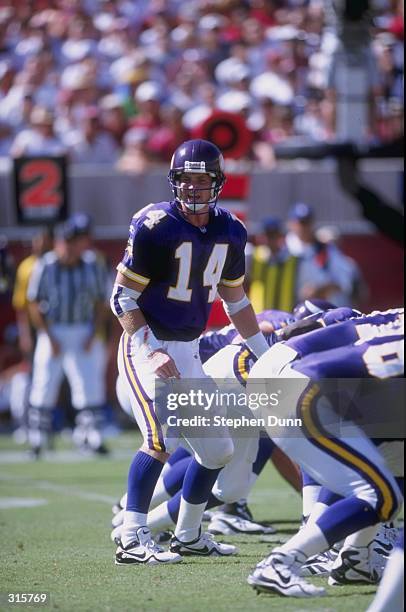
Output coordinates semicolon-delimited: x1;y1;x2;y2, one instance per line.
27;220;109;457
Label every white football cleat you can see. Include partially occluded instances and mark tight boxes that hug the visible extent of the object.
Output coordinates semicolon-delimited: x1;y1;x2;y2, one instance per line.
111;525;122;545
300;546;339;577
112;508;124;528
170;530;238;557
373;523;400;558
328;545;382;585
208;511;276;536
115;527;182;565
248;549;326;598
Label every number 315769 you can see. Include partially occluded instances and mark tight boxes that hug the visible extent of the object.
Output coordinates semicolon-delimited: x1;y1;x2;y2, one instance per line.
7;593;48;604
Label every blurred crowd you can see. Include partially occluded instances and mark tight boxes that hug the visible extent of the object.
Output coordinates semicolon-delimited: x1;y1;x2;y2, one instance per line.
0;0;404;169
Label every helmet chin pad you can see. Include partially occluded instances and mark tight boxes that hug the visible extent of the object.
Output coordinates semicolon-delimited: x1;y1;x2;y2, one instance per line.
183;201;207;212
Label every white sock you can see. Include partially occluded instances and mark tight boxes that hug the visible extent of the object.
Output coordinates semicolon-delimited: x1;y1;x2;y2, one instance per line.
149;477;171;510
344;525;379;549
121;511;147;547
302;485;322;520
175;499;206;542
147;501;175;532
278;522;329;559
306;502;328;527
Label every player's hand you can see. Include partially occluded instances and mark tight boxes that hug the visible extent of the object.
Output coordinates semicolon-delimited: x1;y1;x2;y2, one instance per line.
148;349;180;379
276;318;322;341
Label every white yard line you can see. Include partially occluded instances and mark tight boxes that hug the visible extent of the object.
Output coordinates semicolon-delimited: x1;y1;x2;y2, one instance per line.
0;497;48;508
0;473;117;505
0;448;133;464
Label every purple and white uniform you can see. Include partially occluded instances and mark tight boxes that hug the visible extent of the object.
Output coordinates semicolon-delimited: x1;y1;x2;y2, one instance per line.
248;311;404;526
116;201;246;466
117;201;246;341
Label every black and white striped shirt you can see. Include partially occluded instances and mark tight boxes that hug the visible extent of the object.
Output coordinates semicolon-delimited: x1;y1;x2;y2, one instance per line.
27;250;108;324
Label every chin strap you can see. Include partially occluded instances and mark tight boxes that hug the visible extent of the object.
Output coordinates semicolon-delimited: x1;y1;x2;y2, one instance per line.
175;201;215;216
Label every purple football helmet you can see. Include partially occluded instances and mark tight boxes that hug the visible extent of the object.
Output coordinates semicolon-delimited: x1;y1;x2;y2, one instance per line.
168;139;226;213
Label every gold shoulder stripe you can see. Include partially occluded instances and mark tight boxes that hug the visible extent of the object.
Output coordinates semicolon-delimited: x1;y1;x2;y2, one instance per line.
116;263;150;285
220;275;245;288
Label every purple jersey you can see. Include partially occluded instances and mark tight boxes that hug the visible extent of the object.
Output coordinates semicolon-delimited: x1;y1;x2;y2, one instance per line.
118;201;246;341
286;308;404;359
319;307;361;326
199;308;293;363
199;325;237;363
293;333;404;378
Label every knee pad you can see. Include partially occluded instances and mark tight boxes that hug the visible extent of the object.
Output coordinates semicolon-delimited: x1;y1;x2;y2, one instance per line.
196;438;234;470
358;481;403;523
213;439;234;468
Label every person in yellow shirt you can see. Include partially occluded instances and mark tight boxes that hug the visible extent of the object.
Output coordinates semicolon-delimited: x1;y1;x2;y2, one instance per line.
12;228;53;357
248;217;299;313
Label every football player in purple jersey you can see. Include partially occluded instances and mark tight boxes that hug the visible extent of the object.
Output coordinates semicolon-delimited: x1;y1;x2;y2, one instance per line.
110;139;270;564
247;310;404;597
199;308;295;364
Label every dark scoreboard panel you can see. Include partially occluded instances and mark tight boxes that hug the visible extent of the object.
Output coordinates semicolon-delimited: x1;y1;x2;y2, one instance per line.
13;156;68;224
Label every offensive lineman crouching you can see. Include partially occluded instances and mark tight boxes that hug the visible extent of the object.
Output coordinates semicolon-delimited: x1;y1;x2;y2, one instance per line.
110;139;270;564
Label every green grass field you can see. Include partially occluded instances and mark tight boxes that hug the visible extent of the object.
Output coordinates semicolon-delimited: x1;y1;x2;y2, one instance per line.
0;432;379;612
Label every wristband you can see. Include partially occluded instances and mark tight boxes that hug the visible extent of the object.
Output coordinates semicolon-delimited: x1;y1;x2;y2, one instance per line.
131;325;162;356
245;331;270;358
222;294;250;317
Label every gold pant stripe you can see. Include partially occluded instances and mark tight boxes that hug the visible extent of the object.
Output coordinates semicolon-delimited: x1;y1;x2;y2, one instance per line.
300;385;395;521
121;334;163;452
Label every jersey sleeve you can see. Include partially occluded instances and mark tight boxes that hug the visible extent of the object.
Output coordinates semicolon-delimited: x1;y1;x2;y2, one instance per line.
321;307;362;326
116;214;159;286
220;217;247;288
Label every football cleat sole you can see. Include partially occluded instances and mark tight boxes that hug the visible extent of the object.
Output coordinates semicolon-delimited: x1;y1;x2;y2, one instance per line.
208;516;276;536
115;550;182;565
247;573;325;598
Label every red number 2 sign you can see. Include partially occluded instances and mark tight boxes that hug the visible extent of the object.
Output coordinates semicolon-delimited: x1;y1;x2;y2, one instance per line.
20;159;62;208
14;156;68;223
